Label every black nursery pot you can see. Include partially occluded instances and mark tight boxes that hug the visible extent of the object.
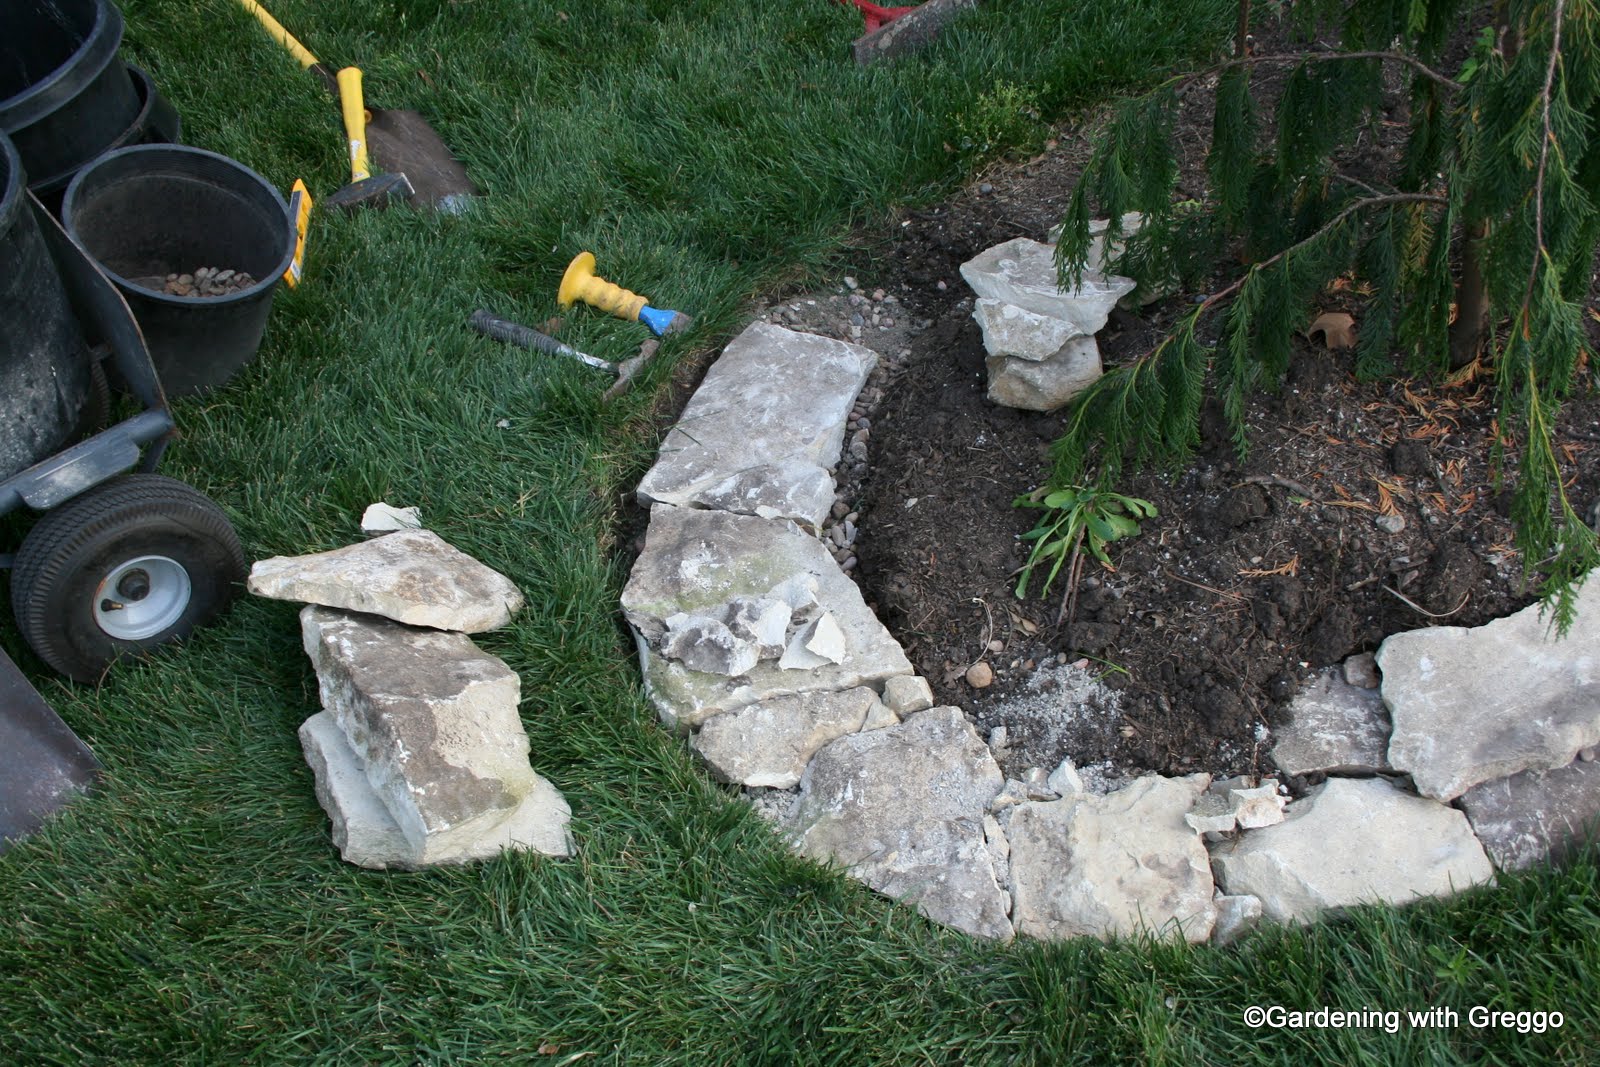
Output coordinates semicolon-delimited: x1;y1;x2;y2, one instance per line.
62;145;295;396
0;132;93;478
29;64;182;215
0;0;140;184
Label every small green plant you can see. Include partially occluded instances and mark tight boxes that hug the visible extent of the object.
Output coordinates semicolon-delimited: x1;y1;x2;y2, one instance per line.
954;81;1044;161
1013;484;1157;600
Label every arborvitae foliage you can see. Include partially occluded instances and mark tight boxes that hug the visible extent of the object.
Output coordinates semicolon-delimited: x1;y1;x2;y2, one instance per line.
1053;0;1600;630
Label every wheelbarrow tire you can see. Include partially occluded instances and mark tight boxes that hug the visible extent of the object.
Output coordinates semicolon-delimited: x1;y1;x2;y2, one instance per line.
11;475;246;684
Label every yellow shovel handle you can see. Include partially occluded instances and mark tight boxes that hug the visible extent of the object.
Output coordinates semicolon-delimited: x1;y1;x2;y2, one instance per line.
234;0;320;69
337;67;371;182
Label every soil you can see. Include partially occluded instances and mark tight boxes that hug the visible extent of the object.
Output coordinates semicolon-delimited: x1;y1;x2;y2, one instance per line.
738;125;1600;791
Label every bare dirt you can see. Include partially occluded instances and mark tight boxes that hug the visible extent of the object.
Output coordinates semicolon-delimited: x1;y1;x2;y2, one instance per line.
743;126;1600;791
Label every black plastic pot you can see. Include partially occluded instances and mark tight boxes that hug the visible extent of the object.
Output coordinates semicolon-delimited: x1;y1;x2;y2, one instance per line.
0;0;139;186
0;133;93;479
29;65;182;216
62;145;295;396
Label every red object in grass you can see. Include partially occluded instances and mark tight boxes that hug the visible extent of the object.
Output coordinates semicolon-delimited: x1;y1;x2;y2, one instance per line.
835;0;918;32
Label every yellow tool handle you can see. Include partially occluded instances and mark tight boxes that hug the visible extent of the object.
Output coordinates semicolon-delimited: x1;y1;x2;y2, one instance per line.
337;67;371;182
235;0;320;69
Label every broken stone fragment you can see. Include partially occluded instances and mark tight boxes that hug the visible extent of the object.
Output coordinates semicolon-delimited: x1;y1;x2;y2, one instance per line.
300;606;543;863
249;528;524;633
300;710;574;868
779;613;848;670
1046;758;1084;797
660;613;760;677
635;323;878;527
1007;774;1217;943
1184;791;1237;834
971;298;1086;361
785;706;1013;941
984;337;1102;412
691;687;879;788
959;237;1136;334
1211;893;1264;947
722;596;792;659
1458;758;1600;871
1230;782;1287;830
768;575;822;624
622;507;911;732
1379;577;1600;800
1210;776;1494;925
360;502;423;533
861;698;899;732
881;675;934;716
1272;668;1393;776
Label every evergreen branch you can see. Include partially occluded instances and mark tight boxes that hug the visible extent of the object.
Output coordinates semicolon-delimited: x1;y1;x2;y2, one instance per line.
1179;50;1464;94
1522;0;1568;311
1195;194;1448;316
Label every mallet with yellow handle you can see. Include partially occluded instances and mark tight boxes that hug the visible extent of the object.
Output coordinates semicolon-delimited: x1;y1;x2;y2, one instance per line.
322;67;413;211
558;252;694;337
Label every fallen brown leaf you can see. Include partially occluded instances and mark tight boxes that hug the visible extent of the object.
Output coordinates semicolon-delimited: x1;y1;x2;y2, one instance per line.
1306;311;1357;350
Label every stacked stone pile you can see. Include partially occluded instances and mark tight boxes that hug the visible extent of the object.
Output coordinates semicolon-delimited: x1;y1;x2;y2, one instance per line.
250;528;573;869
621;313;1599;946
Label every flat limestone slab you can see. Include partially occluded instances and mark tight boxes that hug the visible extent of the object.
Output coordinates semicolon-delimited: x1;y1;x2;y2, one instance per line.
1007;774;1217;943
984;338;1101;412
301;606;539;863
1210;777;1494;924
299;712;573;868
250;528;524;633
784;707;1013;941
1379;578;1600;800
1459;758;1600;871
959;238;1135;335
691;687;880;789
636;323;877;527
621;507;912;731
1272;668;1392;776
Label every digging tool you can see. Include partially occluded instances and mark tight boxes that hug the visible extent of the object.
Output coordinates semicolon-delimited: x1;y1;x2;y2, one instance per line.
234;0;477;212
469;310;657;401
324;68;413;211
557;252;694;337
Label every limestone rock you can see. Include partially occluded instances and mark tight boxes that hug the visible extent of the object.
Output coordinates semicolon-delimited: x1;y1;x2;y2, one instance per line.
785;707;1013;941
1212;893;1263;947
1046;758;1084;797
1380;579;1600;800
984;337;1102;412
971;299;1086;361
301;606;539;863
1210;777;1494;924
1185;792;1236;834
1008;774;1217;943
1343;651;1381;690
1459;758;1600;871
882;675;934;716
250;528;523;633
723;596;792;659
660;613;760;677
299;711;572;868
861;698;899;732
635;323;877;527
1272;668;1393;776
1231;782;1287;830
691;687;879;788
959;238;1136;334
621;507;912;731
360;502;422;533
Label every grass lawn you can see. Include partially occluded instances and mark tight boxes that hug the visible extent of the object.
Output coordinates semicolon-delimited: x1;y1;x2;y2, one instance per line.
2;0;1596;1062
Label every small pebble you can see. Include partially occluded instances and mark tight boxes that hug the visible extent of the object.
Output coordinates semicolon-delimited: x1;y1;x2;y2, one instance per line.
841;555;857;572
831;501;849;520
979;182;994;194
966;662;994;688
1375;513;1407;534
987;639;1005;654
872;288;886;301
844;276;858;289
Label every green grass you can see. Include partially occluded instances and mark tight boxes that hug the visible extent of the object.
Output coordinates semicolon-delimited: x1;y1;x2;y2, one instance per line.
3;0;1596;1062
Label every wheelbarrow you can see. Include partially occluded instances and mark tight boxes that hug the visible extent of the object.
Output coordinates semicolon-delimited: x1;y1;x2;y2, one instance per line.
1;132;246;851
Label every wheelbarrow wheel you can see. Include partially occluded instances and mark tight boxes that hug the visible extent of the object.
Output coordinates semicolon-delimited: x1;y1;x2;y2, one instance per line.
11;475;246;683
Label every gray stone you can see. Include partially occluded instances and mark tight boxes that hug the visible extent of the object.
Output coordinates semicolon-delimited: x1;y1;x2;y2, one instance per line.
1210;777;1494;924
1008;774;1216;943
861;698;899;732
250;529;524;633
971;299;1086;361
299;711;572;868
1211;893;1263;947
636;323;877;527
621;507;913;731
1272;668;1393;776
984;337;1103;412
1380;578;1600;800
1458;758;1600;871
1343;651;1381;690
1230;782;1287;829
959;238;1136;334
852;0;977;66
299;711;416;870
785;707;1013;941
301;607;543;863
1046;758;1084;797
692;687;879;788
360;502;422;533
722;596;792;659
660;613;760;676
1184;792;1236;834
882;675;934;716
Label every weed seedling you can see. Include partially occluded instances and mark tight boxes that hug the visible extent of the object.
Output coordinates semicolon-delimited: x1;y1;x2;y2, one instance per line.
1014;484;1156;630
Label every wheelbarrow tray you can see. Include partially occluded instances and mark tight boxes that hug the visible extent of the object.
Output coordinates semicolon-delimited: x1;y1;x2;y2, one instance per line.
0;191;173;853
